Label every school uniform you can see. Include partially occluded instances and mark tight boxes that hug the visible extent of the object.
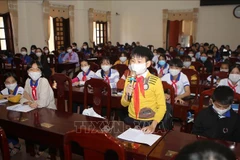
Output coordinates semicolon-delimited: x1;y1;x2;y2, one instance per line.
218;78;240;94
161;72;190;95
20;78;56;110
76;70;95;82
95;69;119;88
1;86;24;96
155;63;169;76
192;106;240;142
121;70;166;123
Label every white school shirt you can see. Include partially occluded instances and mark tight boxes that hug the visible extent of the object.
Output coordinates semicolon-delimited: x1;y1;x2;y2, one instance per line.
161;72;190;95
76;70;96;81
155;63;169;76
218;78;240;94
95;69;119;88
1;86;24;95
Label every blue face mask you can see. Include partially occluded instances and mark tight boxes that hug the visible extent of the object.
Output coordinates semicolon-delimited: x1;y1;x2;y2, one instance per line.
179;51;184;55
158;60;166;66
200;56;207;62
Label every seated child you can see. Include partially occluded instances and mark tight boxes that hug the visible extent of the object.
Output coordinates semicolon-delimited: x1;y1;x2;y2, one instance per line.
183;55;197;81
0;72;23;156
95;57;119;88
192;86;240;142
155;54;169;78
20;60;56;109
198;52;213;73
218;65;240;94
114;52;129;65
162;58;191;104
207;62;229;84
72;60;95;86
121;46;166;133
152;48;165;66
188;50;196;62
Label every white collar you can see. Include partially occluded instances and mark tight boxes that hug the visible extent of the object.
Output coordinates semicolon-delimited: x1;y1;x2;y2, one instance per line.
137;70;149;78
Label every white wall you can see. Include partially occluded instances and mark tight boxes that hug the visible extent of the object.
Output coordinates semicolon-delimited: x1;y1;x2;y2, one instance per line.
17;0;240;52
197;5;240;49
111;1;240;50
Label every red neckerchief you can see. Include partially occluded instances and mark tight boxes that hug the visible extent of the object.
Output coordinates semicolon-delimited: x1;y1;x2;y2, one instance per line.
228;80;237;93
105;76;110;84
133;76;145;118
172;80;178;95
30;79;39;100
82;69;90;81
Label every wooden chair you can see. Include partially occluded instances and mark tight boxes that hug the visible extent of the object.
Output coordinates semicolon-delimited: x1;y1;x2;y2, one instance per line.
11;57;25;86
162;81;175;107
214;62;222;71
0;127;10;160
191;61;204;73
89;62;100;72
0;57;6;74
112;64;128;78
84;78;111;120
64;128;125;160
181;68;200;100
47;54;57;69
210;71;229;88
14;53;22;58
148;66;158;76
49;73;72;113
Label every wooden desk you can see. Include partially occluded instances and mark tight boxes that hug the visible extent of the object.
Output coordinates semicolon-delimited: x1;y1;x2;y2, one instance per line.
0;104;165;159
148;131;240;160
56;62;76;73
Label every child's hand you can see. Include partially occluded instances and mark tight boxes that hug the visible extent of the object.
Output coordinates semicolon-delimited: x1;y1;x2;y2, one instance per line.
165;94;170;100
124;84;134;101
72;82;79;86
29;102;38;108
141;123;157;134
175;97;185;104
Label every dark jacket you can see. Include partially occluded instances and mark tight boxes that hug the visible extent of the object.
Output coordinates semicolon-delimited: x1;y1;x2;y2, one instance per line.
192;105;240;142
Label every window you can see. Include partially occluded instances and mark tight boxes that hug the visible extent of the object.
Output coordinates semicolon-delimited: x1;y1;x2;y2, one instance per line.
52;17;70;50
93;21;108;45
0;13;14;52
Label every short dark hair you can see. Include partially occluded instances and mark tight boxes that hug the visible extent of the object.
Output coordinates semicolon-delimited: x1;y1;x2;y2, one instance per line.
169;58;183;68
131;46;153;62
229;65;240;74
72;42;77;46
212;86;234;105
30;45;37;50
184;55;192;61
156;48;165;54
43;46;48;50
4;72;18;83
175;141;236;160
158;54;166;60
100;56;112;64
27;60;44;77
36;48;43;52
21;47;27;52
204;43;209;46
207;50;213;55
80;59;89;65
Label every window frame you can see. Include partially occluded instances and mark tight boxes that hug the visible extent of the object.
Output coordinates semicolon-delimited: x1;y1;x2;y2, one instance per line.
94;21;108;45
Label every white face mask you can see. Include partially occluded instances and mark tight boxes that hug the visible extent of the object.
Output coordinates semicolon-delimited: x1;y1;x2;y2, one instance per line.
81;65;90;73
67;49;72;53
183;61;191;68
119;57;127;62
28;71;42;81
98;47;102;50
101;65;111;72
188;53;194;57
83;46;87;49
169;69;180;76
153;52;157;56
44;50;49;54
36;52;42;57
131;63;147;75
31;49;35;53
5;82;17;91
21;51;27;56
212;104;231;115
229;74;240;83
220;69;229;72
